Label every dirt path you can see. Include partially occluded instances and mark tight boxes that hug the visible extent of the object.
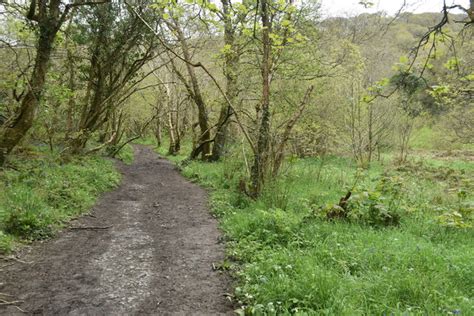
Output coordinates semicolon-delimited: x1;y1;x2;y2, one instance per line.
0;145;233;315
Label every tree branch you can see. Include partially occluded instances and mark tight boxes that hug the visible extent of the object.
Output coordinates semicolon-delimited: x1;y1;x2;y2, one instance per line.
125;0;256;155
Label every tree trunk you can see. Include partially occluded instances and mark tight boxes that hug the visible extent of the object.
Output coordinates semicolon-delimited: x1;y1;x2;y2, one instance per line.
367;103;373;164
167;108;179;155
250;0;272;197
65;51;76;142
0;15;57;165
169;19;211;160
155;116;162;147
64;13;76;143
211;105;233;161
210;0;239;162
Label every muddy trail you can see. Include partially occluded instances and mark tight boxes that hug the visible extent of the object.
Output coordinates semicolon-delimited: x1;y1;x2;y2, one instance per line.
0;145;233;315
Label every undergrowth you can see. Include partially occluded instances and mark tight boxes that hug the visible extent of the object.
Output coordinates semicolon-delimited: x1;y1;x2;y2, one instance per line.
0;148;120;253
115;143;134;165
157;140;474;315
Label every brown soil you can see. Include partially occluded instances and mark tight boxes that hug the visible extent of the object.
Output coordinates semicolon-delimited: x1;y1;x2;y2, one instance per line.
0;145;233;315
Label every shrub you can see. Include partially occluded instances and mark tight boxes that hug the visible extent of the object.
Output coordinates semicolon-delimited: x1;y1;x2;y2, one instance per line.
315;175;404;227
437;188;474;228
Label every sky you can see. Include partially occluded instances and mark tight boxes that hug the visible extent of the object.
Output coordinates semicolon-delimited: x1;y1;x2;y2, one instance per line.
319;0;471;17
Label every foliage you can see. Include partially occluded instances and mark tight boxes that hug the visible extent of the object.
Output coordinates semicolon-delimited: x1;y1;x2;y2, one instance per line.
316;175;404;227
390;70;426;97
437;187;474;228
0;149;120;253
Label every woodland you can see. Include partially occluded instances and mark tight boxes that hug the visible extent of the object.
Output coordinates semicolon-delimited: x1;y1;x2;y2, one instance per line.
0;0;473;314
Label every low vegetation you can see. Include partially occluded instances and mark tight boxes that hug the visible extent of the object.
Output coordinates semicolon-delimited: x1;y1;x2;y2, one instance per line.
0;148;120;253
155;138;473;314
115;143;135;165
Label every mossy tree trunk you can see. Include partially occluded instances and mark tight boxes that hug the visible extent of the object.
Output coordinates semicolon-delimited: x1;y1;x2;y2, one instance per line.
250;0;272;197
0;0;61;165
210;0;240;162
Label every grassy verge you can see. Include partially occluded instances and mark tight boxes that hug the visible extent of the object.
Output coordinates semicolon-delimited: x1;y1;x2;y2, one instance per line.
0;149;120;253
156;139;473;314
116;143;135;165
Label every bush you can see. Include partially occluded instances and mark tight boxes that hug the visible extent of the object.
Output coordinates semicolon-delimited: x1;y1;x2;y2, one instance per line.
317;175;404;227
437;188;474;228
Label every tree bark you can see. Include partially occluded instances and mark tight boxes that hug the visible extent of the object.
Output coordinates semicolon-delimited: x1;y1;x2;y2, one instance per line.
210;0;239;161
0;2;60;165
168;19;211;160
155;115;162;147
250;0;272;197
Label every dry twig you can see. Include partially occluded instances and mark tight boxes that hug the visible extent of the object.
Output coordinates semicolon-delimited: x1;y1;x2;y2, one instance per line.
0;299;23;305
69;225;112;230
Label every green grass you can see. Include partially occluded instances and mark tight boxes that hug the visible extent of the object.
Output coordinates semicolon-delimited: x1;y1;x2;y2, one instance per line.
410;125;474;152
152;138;193;164
0;149;120;253
133;137;158;147
116;143;134;165
164;146;474;315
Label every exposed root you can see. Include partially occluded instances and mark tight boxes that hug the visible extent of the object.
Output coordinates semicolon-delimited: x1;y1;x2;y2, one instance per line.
0;256;33;264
